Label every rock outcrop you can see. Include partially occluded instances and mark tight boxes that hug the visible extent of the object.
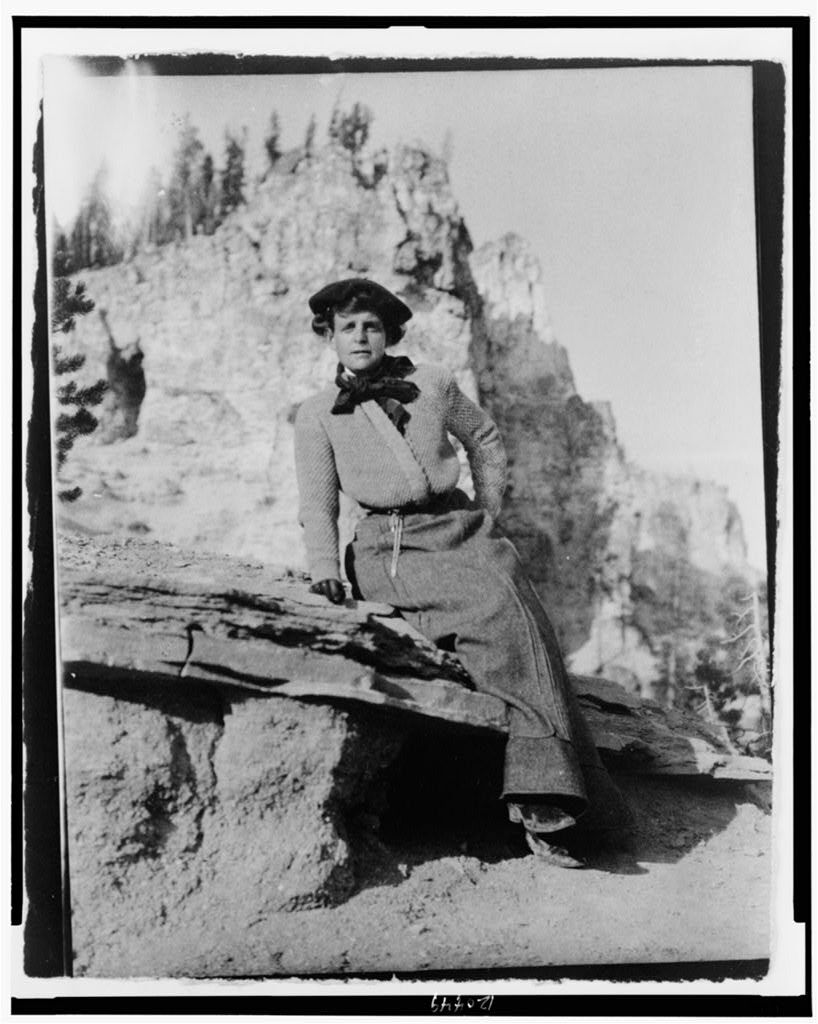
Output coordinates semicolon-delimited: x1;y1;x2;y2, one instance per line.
59;539;768;782
57;534;770;975
56;140;760;708
63;686;404;974
97;307;146;441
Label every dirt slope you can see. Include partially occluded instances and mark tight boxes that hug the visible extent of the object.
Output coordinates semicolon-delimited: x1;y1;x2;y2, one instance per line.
130;775;770;979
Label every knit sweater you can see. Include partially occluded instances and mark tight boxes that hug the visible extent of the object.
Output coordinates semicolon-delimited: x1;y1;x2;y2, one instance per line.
294;363;507;581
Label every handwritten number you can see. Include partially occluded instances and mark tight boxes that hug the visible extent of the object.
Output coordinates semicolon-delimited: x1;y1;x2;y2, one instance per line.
430;995;494;1013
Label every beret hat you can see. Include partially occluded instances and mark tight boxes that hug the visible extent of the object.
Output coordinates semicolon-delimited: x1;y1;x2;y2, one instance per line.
308;278;413;333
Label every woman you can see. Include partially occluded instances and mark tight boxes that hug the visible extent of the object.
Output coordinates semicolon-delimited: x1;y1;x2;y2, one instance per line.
294;277;630;868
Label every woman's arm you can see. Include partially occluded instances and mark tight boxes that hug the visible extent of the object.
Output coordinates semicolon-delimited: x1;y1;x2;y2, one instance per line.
294;401;343;584
443;374;507;517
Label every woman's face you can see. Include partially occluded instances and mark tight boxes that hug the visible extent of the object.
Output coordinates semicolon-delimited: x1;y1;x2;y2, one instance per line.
331;308;387;375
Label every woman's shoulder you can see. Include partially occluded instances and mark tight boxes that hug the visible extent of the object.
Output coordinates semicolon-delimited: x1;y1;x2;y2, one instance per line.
294;384;337;427
410;362;457;390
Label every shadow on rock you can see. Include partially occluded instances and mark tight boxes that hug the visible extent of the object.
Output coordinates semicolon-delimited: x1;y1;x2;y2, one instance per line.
610;774;772;866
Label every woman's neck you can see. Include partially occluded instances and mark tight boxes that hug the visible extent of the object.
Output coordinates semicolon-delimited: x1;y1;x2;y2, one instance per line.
341;356;388;379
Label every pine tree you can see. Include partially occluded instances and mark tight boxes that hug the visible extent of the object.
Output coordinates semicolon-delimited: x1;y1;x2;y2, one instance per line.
304;114;317;157
723;586;772;755
50;250;106;501
328;102;373;156
52;227;73;276
328;102;343;145
220;129;246;217
337;102;372;154
167;115;206;241
688;639;736;743
138;166;168;248
69;163;122;269
51;276;92;336
199;152;219;234
264;111;282;170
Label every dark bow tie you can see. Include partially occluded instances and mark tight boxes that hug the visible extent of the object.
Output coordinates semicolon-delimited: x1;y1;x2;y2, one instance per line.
331;355;420;433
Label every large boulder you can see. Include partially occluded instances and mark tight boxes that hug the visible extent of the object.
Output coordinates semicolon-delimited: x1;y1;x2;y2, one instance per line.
64;684;404;975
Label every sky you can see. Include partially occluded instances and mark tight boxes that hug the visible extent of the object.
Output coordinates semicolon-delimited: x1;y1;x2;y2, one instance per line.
43;60;767;570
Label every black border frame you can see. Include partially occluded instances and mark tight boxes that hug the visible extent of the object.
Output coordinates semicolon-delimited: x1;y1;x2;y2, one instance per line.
11;14;809;1015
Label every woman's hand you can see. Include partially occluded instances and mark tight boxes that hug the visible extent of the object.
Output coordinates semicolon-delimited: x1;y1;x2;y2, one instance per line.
309;579;346;605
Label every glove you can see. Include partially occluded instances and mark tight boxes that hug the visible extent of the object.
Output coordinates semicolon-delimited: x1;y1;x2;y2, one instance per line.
309;578;346;605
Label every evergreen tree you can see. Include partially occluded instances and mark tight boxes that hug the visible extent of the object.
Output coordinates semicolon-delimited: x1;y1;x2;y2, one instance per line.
199;152;219;234
69;163;122;269
264;111;282;170
690;640;731;725
52;227;73;276
328;102;343;144
304;114;317;156
336;102;373;154
722;584;772;755
167;115;206;240
220;129;246;217
138;166;170;248
50;250;106;501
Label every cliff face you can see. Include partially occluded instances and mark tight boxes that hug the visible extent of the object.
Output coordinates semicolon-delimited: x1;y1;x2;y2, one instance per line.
469;236;752;693
58;141;754;699
59;144;482;568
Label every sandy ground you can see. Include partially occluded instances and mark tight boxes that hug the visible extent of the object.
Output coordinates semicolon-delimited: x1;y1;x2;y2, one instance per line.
56;531;772;980
128;774;770;979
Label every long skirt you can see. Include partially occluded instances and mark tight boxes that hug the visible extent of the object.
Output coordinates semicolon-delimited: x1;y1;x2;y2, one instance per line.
345;490;629;832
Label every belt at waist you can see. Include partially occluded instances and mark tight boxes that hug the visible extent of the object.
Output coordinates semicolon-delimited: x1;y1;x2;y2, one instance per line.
359;489;472;578
361;488;471;518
